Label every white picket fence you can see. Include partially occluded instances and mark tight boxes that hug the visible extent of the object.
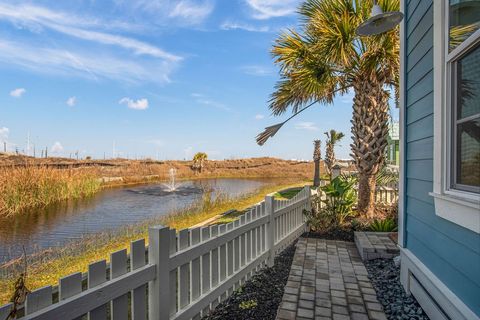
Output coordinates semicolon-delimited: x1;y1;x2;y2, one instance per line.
0;186;311;320
374;186;398;204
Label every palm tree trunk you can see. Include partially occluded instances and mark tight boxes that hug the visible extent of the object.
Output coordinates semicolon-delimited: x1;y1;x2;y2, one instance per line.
325;143;334;179
313;160;320;187
357;173;377;217
350;72;389;217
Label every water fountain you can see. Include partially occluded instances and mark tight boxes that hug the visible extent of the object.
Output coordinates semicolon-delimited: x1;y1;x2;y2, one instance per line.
164;168;178;192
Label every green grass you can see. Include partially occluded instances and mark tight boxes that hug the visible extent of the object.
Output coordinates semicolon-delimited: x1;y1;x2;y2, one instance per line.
273;187;303;200
0;179;309;305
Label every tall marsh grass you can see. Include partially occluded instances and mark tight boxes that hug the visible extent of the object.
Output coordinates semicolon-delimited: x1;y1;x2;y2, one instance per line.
0;166;101;216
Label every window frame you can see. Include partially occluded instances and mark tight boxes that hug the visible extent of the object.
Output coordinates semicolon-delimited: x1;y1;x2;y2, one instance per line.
431;0;480;234
447;38;480;194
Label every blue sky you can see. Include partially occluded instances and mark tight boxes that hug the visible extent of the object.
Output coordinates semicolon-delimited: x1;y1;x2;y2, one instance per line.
0;0;397;160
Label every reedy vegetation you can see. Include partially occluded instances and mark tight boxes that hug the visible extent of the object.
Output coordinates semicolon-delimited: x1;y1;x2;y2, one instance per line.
0;166;101;216
269;0;400;217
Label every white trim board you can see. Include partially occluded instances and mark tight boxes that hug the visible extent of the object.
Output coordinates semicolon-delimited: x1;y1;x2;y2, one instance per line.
400;248;479;320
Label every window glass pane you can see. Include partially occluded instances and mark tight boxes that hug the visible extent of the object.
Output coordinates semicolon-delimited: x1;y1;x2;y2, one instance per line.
456;119;480;188
456;43;480;119
449;0;480;52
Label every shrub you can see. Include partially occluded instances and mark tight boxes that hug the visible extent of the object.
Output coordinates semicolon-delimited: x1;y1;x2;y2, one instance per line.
304;176;357;231
369;218;398;232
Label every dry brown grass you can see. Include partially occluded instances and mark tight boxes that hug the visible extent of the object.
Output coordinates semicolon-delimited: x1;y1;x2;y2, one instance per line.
0;165;101;216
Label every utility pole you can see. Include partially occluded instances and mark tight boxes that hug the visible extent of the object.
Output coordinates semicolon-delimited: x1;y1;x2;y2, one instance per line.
26;132;30;156
112;141;116;159
3;142;6;153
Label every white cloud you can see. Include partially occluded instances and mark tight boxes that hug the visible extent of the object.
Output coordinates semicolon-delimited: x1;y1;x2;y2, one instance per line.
191;93;230;112
0;3;181;62
51;141;64;153
0;39;176;84
220;21;270;32
245;0;300;19
295;122;318;131
119;97;149;110
254;114;265;120
66;96;76;107
241;65;273;76
168;0;214;24
10;88;26;97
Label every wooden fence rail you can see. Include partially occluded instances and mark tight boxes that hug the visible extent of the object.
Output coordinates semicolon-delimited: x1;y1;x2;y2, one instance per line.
0;186;311;320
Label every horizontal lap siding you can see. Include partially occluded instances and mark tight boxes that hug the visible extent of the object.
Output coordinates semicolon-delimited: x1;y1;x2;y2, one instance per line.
404;0;480;316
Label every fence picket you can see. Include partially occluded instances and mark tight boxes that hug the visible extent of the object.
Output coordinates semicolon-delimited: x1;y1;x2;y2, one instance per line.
88;260;107;320
25;286;52;314
178;229;190;310
210;225;219;288
110;249;128;320
59;272;82;320
218;224;227;282
201;227;211;296
169;229;177;316
191;228;201;305
131;239;147;320
0;303;12;320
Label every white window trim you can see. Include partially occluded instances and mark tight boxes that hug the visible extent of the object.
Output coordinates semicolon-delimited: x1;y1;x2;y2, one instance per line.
431;0;480;234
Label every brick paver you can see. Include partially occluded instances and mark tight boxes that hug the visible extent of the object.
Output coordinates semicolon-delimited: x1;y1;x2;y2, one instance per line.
354;232;399;261
276;237;387;320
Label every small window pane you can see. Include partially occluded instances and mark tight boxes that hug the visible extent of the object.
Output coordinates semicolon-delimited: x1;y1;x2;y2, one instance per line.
456;119;480;188
456;43;480;119
449;0;480;52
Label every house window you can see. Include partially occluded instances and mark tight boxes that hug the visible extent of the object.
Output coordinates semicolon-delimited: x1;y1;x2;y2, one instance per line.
447;1;480;194
429;0;480;233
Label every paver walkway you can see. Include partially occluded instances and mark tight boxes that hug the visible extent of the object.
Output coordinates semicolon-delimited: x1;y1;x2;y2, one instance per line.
276;237;387;320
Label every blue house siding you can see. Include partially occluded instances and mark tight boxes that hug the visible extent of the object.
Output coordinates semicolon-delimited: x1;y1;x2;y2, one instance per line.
404;0;480;316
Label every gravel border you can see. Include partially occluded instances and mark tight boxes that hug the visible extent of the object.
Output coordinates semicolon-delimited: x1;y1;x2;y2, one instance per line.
202;242;296;320
365;258;430;320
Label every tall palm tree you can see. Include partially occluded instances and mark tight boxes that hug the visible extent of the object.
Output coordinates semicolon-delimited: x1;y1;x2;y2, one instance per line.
324;130;345;178
258;0;399;217
313;139;321;187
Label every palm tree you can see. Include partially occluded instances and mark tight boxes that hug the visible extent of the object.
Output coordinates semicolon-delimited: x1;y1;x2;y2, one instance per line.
192;152;208;173
258;0;399;217
313;139;321;187
324;130;345;179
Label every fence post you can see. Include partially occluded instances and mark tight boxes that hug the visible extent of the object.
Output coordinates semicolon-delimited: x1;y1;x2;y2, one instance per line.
149;226;170;320
304;185;311;232
265;195;275;267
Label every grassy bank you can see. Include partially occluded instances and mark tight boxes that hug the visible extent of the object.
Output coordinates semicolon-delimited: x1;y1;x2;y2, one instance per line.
0;166;101;216
0;180;309;305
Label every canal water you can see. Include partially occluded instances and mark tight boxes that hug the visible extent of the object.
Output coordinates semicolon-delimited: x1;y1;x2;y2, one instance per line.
0;178;269;263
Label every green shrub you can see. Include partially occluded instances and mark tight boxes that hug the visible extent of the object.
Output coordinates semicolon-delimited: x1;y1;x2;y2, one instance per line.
239;300;257;310
369;218;398;232
320;176;357;225
304;176;358;231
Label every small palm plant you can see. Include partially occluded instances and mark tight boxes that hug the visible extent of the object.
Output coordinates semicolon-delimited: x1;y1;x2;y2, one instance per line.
313;139;321;187
324;130;345;179
192;152;208;173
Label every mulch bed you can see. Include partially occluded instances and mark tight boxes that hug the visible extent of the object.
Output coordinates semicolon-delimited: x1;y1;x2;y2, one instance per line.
365;259;430;320
202;242;296;320
305;228;355;242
